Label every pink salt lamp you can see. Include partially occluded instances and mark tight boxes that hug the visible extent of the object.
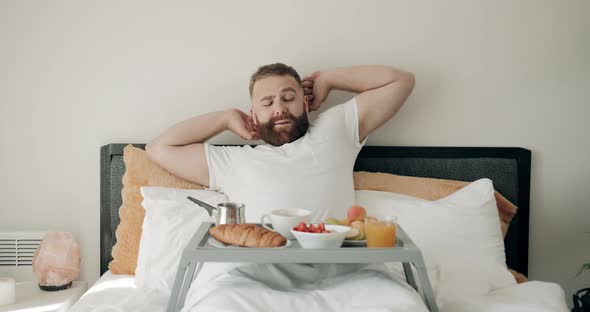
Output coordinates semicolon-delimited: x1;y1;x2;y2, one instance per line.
32;232;81;291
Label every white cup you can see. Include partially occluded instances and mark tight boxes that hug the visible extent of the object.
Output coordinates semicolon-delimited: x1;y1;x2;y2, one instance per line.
261;209;311;239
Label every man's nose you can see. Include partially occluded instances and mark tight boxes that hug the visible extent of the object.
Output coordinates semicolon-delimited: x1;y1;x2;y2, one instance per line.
273;102;288;116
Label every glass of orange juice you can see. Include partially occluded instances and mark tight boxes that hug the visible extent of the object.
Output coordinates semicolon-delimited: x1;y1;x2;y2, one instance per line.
365;216;397;248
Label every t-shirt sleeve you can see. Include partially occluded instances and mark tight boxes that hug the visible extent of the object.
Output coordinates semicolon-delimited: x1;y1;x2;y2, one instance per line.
313;97;367;151
204;144;244;192
344;97;368;149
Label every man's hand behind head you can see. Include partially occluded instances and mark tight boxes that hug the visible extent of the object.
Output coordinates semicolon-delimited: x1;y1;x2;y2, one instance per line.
302;71;331;112
226;108;260;141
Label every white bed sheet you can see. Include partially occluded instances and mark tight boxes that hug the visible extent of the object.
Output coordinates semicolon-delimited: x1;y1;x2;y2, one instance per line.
68;271;169;312
69;268;568;312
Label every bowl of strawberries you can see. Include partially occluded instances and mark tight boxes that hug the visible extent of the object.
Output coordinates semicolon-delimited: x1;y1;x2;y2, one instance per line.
290;222;351;249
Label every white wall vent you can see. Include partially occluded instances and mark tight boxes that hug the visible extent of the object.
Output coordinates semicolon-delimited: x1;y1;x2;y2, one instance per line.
0;232;46;267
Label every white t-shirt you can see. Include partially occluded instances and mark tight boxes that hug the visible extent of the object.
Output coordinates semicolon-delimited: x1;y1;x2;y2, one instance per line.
205;97;366;223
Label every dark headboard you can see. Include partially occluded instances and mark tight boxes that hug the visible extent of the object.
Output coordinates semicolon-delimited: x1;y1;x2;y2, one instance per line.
100;144;531;276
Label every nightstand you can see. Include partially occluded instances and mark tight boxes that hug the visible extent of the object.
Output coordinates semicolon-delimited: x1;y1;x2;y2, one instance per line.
0;281;87;312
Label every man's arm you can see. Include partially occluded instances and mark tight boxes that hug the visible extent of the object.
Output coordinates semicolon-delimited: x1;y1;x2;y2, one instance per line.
146;109;258;187
304;65;415;141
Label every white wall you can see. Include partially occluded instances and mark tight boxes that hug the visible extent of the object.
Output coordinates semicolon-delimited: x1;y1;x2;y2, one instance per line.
1;0;588;306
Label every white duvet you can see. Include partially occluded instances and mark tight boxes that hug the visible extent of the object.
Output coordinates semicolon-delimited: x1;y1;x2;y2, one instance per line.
70;264;568;312
182;263;427;312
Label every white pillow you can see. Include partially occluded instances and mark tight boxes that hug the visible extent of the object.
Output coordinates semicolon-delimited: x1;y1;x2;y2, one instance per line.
135;186;229;291
355;179;516;305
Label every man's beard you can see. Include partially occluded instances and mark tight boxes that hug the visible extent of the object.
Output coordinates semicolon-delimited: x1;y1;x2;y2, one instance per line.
256;112;310;146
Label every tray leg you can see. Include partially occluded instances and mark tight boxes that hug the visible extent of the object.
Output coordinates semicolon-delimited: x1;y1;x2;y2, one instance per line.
403;262;418;291
175;261;203;312
166;256;193;312
414;259;438;312
167;258;200;312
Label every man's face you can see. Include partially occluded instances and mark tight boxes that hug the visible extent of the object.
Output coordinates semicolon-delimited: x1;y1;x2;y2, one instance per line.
250;75;310;146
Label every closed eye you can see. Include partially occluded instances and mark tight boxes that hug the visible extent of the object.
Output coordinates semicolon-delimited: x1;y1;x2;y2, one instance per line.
282;91;296;102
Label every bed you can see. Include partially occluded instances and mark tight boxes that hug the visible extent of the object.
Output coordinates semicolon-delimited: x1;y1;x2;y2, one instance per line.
68;144;568;312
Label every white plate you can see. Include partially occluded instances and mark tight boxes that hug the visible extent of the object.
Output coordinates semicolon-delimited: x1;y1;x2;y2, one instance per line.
207;237;291;249
342;239;366;247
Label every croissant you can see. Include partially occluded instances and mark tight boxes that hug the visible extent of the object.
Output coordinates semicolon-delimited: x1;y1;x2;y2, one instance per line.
209;224;287;248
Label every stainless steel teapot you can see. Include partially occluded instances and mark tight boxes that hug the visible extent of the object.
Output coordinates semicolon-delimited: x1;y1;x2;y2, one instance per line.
187;196;245;226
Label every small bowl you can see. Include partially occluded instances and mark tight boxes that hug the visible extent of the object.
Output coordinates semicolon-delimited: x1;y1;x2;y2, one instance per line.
290;224;351;249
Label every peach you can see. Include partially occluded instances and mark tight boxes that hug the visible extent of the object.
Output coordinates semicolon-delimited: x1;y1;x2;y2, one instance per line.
347;205;367;222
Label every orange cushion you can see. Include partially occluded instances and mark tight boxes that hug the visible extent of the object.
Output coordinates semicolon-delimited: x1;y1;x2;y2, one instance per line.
108;145;203;275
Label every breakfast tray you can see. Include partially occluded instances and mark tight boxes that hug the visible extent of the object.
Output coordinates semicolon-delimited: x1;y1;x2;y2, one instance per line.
167;222;438;312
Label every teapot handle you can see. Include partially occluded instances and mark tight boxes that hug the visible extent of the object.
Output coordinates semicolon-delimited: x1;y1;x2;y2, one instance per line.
187;196;216;217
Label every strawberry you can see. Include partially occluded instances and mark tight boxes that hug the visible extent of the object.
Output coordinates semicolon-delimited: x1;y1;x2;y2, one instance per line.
296;223;307;232
311;224;320;233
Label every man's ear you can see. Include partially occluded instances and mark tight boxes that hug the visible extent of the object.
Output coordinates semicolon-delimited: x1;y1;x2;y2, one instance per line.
304;96;310;114
250;108;258;125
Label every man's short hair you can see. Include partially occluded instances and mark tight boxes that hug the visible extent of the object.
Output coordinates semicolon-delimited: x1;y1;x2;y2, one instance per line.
249;63;302;96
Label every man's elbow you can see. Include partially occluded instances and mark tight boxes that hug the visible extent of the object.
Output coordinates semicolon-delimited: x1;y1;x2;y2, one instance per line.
145;142;154;158
387;66;415;85
397;72;416;100
145;142;166;164
386;71;415;97
402;71;415;89
385;71;415;112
